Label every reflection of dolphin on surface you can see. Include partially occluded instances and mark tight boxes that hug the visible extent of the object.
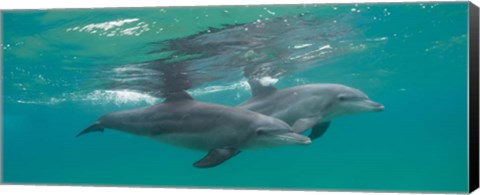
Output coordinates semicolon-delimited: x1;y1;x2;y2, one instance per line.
238;78;384;140
77;90;311;168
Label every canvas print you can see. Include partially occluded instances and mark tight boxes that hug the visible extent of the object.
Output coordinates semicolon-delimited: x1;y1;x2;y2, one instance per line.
1;2;476;193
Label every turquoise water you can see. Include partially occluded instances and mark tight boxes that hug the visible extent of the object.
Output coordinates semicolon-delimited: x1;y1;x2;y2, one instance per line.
2;2;469;193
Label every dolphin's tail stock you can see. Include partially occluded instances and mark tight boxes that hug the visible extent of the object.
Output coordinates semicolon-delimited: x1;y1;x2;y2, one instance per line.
76;122;104;137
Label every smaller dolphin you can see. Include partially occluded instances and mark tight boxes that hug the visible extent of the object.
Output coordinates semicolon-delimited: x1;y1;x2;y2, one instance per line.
238;78;384;140
77;90;311;168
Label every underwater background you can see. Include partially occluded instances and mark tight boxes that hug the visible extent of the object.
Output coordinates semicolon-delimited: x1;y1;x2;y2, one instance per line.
1;2;470;193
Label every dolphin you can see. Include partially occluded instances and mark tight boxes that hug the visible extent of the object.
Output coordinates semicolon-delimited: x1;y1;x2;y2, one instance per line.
238;78;384;140
77;90;311;168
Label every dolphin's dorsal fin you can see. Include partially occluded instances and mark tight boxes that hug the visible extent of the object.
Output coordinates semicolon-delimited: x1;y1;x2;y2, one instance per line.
248;78;277;97
164;90;193;102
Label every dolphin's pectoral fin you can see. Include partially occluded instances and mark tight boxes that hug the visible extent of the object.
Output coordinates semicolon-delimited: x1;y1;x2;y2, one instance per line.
309;121;331;140
76;122;104;137
193;147;241;168
292;117;322;133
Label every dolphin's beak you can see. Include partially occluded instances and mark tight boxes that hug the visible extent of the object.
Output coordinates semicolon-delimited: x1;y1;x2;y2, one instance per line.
276;132;312;145
366;100;384;112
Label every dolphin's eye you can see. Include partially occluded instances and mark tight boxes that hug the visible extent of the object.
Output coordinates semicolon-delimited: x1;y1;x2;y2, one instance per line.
256;130;268;135
338;95;348;101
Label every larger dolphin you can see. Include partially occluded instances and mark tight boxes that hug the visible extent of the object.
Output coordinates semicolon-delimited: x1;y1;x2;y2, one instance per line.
238;78;384;140
77;90;311;168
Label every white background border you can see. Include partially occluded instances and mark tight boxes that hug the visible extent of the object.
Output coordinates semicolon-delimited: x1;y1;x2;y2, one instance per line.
0;0;479;195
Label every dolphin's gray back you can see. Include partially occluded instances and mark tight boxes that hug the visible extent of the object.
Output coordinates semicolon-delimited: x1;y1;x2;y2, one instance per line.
99;100;263;149
239;84;340;124
102;100;254;133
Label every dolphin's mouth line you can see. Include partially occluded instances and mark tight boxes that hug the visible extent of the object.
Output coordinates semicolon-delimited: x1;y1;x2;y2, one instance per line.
374;105;385;112
364;100;384;112
371;103;385;112
274;134;311;145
